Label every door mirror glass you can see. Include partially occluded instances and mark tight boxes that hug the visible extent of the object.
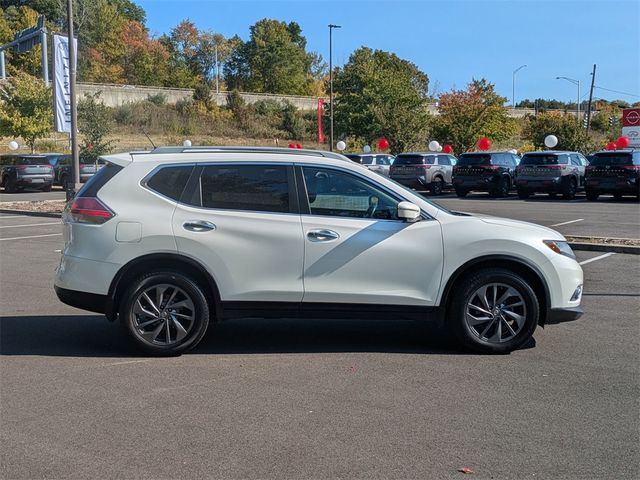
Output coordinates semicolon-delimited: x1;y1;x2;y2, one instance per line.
397;201;421;222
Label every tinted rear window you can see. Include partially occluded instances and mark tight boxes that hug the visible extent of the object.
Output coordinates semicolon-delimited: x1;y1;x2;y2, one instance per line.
590;153;639;166
520;154;567;166
458;154;492;166
17;157;49;165
345;155;361;163
199;164;290;213
76;162;124;198
146;165;194;201
394;155;435;165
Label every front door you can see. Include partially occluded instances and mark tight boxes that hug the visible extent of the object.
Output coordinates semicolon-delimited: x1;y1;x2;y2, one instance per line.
298;165;443;306
172;163;304;303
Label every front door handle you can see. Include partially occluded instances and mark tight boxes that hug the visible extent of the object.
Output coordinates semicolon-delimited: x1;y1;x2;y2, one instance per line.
307;229;340;242
183;220;216;232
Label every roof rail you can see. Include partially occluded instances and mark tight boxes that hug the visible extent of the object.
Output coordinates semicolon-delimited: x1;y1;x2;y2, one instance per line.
131;146;349;160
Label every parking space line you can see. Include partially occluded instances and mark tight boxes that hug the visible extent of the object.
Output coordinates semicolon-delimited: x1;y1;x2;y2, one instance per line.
550;219;584;227
579;252;616;265
0;215;28;219
0;222;59;229
0;233;62;242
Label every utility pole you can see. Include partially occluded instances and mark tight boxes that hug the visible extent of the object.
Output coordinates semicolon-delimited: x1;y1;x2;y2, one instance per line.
41;26;49;85
586;64;597;132
328;24;341;151
215;43;219;94
66;0;80;198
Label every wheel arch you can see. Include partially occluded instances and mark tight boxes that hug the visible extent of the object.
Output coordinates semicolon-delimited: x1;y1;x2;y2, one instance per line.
440;255;550;326
106;253;222;322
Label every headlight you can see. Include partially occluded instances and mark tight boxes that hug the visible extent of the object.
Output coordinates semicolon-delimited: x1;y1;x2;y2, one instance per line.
543;240;576;260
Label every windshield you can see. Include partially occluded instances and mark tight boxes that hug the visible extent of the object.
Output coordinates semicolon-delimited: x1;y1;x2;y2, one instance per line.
394;155;435;165
590;153;638;166
520;154;562;165
458;154;491;166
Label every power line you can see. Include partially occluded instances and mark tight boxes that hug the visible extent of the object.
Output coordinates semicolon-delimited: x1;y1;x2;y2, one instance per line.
594;86;640;98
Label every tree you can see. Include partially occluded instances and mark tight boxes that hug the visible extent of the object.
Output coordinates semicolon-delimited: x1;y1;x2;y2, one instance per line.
77;92;113;161
432;79;517;153
333;47;431;153
223;19;321;95
522;112;593;153
0;72;52;152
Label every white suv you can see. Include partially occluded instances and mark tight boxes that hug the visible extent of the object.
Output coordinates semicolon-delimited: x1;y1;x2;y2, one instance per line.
54;147;584;355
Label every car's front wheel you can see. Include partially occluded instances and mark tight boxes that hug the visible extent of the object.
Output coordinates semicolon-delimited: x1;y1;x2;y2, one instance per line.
120;270;210;355
430;177;443;195
449;268;539;354
454;187;468;198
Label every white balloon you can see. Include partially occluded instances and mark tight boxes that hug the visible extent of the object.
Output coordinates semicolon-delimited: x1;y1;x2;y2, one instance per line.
544;135;558;148
8;140;18;151
183;139;192;147
362;145;371;153
437;145;443;152
428;140;440;152
336;141;346;151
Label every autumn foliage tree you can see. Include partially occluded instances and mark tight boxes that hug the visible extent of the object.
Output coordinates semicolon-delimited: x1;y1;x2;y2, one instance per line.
432;79;517;154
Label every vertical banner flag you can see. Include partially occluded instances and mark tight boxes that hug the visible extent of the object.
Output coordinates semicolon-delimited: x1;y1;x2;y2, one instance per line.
53;34;77;133
317;98;325;144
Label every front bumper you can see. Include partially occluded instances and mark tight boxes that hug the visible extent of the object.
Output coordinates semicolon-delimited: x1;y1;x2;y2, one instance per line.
546;306;583;324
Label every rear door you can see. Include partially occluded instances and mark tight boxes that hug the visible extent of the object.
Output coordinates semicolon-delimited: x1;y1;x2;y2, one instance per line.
298;164;443;306
172;162;305;303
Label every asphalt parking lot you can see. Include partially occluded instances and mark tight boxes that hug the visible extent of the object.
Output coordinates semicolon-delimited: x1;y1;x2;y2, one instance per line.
0;207;638;479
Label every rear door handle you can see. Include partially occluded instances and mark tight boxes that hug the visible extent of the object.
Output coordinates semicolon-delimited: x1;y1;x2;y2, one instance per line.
307;229;340;242
183;220;216;232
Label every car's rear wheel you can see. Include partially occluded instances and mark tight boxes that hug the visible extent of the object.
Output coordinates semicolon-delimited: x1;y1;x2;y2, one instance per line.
448;268;539;354
586;189;599;201
563;177;577;200
61;175;71;192
5;177;17;193
430;177;443;195
613;192;623;200
120;271;210;355
455;188;468;198
517;188;531;199
42;184;52;192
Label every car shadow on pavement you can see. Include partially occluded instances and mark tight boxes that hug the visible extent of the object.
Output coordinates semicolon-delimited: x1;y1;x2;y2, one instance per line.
0;315;534;357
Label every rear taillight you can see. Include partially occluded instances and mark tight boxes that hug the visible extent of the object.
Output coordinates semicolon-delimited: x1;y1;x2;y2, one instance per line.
17;165;28;171
421;164;432;169
481;165;499;170
66;197;114;224
623;165;640;170
547;165;563;170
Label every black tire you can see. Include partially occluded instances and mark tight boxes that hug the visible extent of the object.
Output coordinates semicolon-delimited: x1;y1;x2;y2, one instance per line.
517;188;531;199
586;189;599;201
548;192;557;198
448;268;539;354
120;270;210;356
61;175;70;192
430;176;443;196
613;192;623;200
562;177;577;200
42;184;52;192
455;188;468;198
5;176;17;193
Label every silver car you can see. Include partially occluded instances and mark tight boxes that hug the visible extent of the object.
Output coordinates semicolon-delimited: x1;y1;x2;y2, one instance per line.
345;154;395;176
516;151;588;199
389;153;457;195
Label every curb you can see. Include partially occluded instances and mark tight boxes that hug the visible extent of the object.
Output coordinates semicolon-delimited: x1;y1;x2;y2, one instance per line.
569;242;640;255
0;209;62;219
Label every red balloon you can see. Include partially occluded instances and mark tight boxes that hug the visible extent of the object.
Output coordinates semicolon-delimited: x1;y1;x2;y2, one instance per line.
478;137;491;151
443;144;453;154
377;138;390;150
296;143;303;149
288;143;296;148
616;136;630;149
606;142;617;151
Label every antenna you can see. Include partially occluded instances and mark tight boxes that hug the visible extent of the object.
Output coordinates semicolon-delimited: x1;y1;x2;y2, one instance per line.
142;129;156;149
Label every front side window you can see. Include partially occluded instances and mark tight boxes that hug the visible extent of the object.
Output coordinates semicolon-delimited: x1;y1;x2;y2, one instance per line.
200;164;290;213
302;167;400;220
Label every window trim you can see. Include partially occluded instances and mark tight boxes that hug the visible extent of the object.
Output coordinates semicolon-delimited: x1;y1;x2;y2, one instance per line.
295;163;433;222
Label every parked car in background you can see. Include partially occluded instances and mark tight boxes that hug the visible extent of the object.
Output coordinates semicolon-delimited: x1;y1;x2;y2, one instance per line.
54;146;583;356
46;154;104;191
0;154;54;192
345;153;395;176
515;151;588;199
389;153;456;195
452;151;518;198
585;149;640;200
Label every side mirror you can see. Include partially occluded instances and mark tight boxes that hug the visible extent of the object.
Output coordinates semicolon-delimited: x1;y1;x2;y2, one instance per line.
397;201;421;222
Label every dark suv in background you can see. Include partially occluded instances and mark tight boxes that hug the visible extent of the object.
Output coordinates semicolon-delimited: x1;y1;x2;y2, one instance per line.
515;151;588;199
585;149;640;200
0;154;54;192
47;154;103;190
452;151;518;197
389;153;456;195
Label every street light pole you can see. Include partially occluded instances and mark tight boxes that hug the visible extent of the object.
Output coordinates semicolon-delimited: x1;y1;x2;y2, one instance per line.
66;0;80;198
556;76;580;120
512;64;526;109
328;24;341;152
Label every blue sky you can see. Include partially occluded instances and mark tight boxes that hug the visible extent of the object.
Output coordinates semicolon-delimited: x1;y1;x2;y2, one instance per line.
138;0;640;104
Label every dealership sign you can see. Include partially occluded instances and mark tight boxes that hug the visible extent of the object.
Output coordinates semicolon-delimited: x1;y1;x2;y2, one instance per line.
622;108;640;146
